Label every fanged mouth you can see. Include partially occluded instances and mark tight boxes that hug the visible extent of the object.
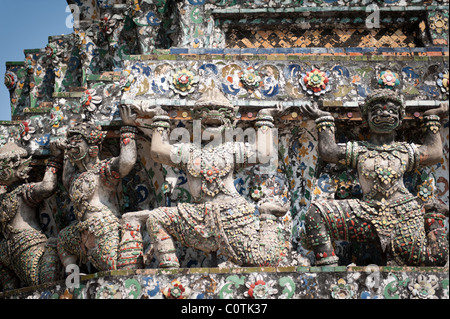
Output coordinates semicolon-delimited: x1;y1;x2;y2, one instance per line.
67;146;83;159
201;116;224;128
372;116;396;125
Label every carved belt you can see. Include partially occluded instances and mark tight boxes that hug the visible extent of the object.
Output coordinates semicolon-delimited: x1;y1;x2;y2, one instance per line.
351;194;422;252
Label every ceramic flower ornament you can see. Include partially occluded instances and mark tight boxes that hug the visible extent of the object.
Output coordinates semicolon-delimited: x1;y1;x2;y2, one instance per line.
417;180;434;202
162;279;191;299
239;66;263;92
300;68;330;96
4;71;17;90
80;89;103;112
170;67;199;96
378;70;400;89
330;278;355;299
19;121;36;142
244;274;278;299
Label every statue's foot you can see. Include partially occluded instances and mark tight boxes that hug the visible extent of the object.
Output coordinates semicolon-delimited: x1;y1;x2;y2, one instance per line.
218;260;240;269
158;252;180;268
159;261;180;268
296;254;311;267
315;255;339;267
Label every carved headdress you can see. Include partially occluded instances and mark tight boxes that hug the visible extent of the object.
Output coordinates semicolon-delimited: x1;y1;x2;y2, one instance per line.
194;86;235;110
66;122;106;145
0;141;28;160
0;141;32;185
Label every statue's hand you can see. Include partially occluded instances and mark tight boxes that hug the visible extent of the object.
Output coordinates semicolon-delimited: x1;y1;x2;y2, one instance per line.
49;139;67;158
423;102;449;117
301;102;332;120
258;200;290;217
256;102;290;118
130;102;168;119
152;107;169;118
119;104;137;126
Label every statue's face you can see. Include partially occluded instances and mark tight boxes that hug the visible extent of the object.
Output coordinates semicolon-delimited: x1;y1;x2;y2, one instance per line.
202;111;226;132
66;134;89;162
367;101;401;134
194;106;233;135
0;157;31;186
0;161;15;184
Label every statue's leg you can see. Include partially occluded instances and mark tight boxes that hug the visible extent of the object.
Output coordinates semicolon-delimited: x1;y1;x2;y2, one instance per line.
0;240;20;291
86;215;121;271
0;263;20;291
390;213;447;267
423;204;449;266
38;237;63;284
146;207;180;268
385;199;448;266
118;211;152;270
424;222;449;266
304;200;378;266
57;223;82;268
218;198;283;267
304;202;339;266
147;203;225;268
390;215;426;266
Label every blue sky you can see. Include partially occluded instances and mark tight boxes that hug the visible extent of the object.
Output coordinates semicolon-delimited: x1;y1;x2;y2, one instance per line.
0;0;73;121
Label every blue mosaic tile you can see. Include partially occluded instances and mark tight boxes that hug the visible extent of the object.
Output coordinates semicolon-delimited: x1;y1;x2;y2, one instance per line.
205;48;225;54
170;48;189;54
224;48;242;55
241;48;259;54
311;48;328;54
293;48;311;54
327;48;345;53
410;47;427;52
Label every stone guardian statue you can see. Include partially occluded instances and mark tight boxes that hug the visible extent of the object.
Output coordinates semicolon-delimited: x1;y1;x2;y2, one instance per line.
56;105;142;271
0;140;63;290
301;89;448;266
122;87;289;268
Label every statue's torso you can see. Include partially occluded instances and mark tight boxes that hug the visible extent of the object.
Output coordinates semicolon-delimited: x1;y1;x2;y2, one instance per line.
182;142;241;203
356;141;412;202
69;159;120;220
0;185;41;239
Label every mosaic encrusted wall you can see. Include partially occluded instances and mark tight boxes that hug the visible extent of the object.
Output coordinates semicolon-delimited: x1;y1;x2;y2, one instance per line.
1;0;449;273
0;267;448;299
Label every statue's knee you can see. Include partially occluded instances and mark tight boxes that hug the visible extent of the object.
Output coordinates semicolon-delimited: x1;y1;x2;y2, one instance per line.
56;226;80;265
304;206;323;231
146;215;155;230
146;213;164;237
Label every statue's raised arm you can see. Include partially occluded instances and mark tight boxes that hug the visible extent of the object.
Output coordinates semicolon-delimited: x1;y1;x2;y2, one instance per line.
416;102;448;166
301;102;346;164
